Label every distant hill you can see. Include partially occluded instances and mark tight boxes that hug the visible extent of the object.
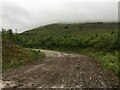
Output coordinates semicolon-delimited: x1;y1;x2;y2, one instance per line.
21;23;118;37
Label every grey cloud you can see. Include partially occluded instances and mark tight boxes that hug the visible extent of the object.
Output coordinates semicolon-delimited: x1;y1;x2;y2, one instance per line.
1;1;118;33
2;3;31;32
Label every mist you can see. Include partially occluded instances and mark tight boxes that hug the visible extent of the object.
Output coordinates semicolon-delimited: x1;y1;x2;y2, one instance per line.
1;0;118;33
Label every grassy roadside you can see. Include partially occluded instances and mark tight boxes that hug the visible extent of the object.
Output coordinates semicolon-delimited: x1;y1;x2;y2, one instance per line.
77;49;119;76
2;39;45;71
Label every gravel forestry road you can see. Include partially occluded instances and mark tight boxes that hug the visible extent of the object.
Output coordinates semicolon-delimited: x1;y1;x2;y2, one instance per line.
2;49;119;89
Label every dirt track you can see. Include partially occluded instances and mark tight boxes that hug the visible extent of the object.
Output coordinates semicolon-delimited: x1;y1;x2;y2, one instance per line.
2;49;119;88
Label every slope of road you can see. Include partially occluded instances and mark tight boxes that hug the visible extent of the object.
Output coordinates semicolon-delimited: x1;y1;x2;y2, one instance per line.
2;49;119;88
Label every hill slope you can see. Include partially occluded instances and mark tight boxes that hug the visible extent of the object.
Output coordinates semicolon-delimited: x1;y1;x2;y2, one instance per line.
22;23;118;37
2;37;45;71
18;23;119;76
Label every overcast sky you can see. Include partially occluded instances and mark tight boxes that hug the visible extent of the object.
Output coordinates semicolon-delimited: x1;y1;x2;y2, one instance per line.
0;0;119;33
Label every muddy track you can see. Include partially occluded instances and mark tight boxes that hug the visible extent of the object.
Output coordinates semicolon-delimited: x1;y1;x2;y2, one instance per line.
2;49;119;88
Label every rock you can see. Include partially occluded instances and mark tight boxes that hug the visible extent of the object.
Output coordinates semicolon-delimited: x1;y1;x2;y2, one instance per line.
12;85;17;88
75;64;80;69
31;83;35;86
18;83;23;87
38;50;41;52
17;79;23;83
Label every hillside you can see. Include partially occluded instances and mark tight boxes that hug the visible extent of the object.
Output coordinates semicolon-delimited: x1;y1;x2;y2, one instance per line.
17;23;119;76
19;23;118;52
2;31;45;71
22;23;118;37
2;23;119;88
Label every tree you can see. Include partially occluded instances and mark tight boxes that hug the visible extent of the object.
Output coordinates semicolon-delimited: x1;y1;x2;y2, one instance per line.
7;29;13;39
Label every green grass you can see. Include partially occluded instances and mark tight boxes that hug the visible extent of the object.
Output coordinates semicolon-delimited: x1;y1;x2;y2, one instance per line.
21;23;118;40
2;38;45;71
76;49;119;76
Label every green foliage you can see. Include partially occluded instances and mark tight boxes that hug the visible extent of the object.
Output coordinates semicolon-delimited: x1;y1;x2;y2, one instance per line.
2;29;45;71
100;51;118;74
17;23;119;76
3;23;119;76
18;23;118;52
18;32;118;52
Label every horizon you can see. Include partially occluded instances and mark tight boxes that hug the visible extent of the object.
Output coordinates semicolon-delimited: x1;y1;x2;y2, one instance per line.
0;0;118;33
1;22;119;33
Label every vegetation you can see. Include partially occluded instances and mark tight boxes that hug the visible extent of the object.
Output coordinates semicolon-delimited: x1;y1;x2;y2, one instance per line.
2;23;119;76
16;23;119;76
2;29;45;71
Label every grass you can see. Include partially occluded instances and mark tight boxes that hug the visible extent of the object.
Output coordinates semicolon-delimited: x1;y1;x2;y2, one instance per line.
2;39;45;71
77;49;119;76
